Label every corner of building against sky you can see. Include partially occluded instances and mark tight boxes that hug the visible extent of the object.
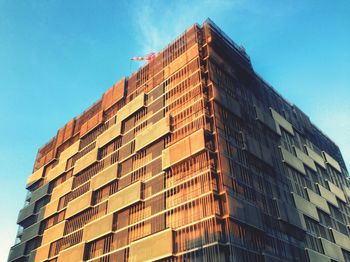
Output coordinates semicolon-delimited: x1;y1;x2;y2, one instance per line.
0;0;349;260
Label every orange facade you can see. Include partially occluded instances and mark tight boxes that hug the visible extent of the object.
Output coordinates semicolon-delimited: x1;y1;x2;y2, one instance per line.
9;19;350;262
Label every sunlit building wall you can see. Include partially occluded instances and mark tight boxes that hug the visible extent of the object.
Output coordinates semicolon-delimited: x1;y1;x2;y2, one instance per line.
9;19;350;262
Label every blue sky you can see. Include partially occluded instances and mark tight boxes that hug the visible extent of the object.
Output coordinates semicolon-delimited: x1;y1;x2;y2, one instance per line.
1;0;349;259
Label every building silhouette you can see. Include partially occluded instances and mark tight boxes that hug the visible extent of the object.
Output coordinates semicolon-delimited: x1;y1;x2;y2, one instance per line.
9;19;350;262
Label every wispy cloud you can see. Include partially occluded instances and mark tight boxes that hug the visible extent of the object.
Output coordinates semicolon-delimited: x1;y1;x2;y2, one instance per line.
131;0;247;54
130;0;299;55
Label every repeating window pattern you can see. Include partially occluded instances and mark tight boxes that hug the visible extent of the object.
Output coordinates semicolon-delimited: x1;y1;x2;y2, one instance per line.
64;202;108;235
49;230;83;257
40;210;66;233
11;20;350;262
174;217;224;253
68;142;96;169
92;181;118;205
85;233;122;260
73;151;118;189
58;182;90;210
79;116;117;150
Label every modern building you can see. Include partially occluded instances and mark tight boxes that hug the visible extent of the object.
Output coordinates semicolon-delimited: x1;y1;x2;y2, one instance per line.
8;19;350;262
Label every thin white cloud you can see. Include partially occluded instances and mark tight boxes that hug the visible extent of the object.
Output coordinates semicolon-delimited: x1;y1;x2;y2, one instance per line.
132;0;247;55
131;0;300;56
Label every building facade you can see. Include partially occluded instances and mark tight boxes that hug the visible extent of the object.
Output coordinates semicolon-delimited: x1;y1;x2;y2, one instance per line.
8;19;350;262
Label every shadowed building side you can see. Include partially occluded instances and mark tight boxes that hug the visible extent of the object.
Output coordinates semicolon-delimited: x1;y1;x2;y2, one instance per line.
8;19;350;262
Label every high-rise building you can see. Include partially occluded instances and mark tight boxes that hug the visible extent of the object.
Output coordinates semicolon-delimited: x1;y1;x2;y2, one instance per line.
8;19;350;262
